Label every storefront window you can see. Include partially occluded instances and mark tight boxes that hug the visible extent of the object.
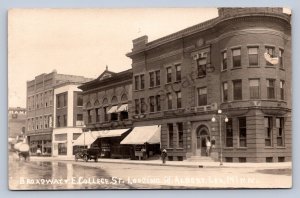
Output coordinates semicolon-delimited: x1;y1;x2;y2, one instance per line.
58;143;67;155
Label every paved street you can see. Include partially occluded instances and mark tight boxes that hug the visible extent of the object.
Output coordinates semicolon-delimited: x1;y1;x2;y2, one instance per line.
9;154;292;190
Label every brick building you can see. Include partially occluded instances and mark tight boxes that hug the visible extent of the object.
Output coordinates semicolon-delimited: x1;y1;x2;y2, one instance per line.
126;8;291;162
78;67;133;158
26;70;92;156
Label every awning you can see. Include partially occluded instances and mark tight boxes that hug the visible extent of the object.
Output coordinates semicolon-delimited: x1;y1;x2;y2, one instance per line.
116;104;128;112
107;106;118;114
72;129;130;146
120;125;161;145
97;128;130;138
29;134;52;141
72;131;99;146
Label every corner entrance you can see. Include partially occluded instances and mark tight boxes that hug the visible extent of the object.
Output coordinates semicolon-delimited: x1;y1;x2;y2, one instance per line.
196;125;210;156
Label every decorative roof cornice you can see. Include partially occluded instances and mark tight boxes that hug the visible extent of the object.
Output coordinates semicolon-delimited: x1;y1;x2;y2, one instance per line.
127;11;290;57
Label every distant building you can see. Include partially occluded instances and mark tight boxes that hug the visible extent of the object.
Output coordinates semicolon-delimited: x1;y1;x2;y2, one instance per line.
8;107;26;150
8;107;26;138
26;70;92;156
126;8;291;162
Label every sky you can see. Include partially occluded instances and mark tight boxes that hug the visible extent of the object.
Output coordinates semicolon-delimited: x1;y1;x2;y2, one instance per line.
8;8;219;108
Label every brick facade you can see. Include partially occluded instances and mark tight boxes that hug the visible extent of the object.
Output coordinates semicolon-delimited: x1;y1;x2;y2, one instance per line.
127;8;291;162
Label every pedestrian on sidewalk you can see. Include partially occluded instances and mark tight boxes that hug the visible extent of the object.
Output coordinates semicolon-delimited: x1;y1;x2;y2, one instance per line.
206;139;211;156
161;149;167;164
211;136;216;149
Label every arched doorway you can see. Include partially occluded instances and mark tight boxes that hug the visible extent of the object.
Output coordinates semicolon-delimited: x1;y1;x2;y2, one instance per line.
196;125;210;156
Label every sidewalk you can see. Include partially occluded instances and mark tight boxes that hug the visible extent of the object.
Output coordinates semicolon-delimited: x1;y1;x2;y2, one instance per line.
29;156;292;169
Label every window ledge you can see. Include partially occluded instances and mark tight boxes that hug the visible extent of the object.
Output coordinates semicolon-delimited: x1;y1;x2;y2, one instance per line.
236;147;248;149
279;68;285;71
264;147;275;149
265;66;276;69
276;146;286;149
231;67;242;70
197;75;207;79
149;85;161;89
221;69;228;72
174;80;182;83
223;147;234;150
247;66;260;68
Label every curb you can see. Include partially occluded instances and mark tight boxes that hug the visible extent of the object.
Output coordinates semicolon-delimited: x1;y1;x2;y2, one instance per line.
29;157;291;169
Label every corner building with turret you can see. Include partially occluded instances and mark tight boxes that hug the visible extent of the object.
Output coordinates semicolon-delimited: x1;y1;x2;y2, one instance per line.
126;8;291;163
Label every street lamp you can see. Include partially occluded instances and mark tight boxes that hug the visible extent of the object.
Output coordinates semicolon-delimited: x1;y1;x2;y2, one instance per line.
211;109;228;166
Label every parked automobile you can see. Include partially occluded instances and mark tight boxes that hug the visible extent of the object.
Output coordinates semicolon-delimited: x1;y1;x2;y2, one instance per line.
75;146;101;162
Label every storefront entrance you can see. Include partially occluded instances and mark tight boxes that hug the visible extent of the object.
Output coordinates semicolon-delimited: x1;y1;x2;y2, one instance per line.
196;125;210;156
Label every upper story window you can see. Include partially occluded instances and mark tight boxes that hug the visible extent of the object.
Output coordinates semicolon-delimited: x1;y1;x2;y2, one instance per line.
248;47;259;66
249;79;260;99
149;72;155;88
232;48;241;68
87;110;92;123
197;58;207;77
233;80;242;100
63;115;67;127
279;49;284;68
222;82;228;102
57;92;67;108
280;80;285;100
140;74;145;90
134;76;139;90
167;93;172;110
77;93;83;106
155;70;160;86
267;79;275;99
166;67;172;83
176;91;182;109
156;95;161;112
56;116;61;128
134;99;140;114
140;98;146;114
221;51;227;70
63;93;67;107
197;87;207;106
149;96;155;113
265;46;275;66
57;95;61;108
175;64;181;81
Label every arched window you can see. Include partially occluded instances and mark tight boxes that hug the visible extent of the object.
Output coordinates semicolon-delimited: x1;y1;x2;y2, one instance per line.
111;96;118;104
121;94;128;102
86;101;92;109
94;100;100;106
102;98;108;106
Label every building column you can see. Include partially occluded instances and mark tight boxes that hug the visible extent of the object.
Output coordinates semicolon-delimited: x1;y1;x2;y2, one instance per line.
67;132;73;157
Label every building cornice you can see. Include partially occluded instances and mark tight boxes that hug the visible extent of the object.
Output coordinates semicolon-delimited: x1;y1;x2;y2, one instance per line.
127;12;290;58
